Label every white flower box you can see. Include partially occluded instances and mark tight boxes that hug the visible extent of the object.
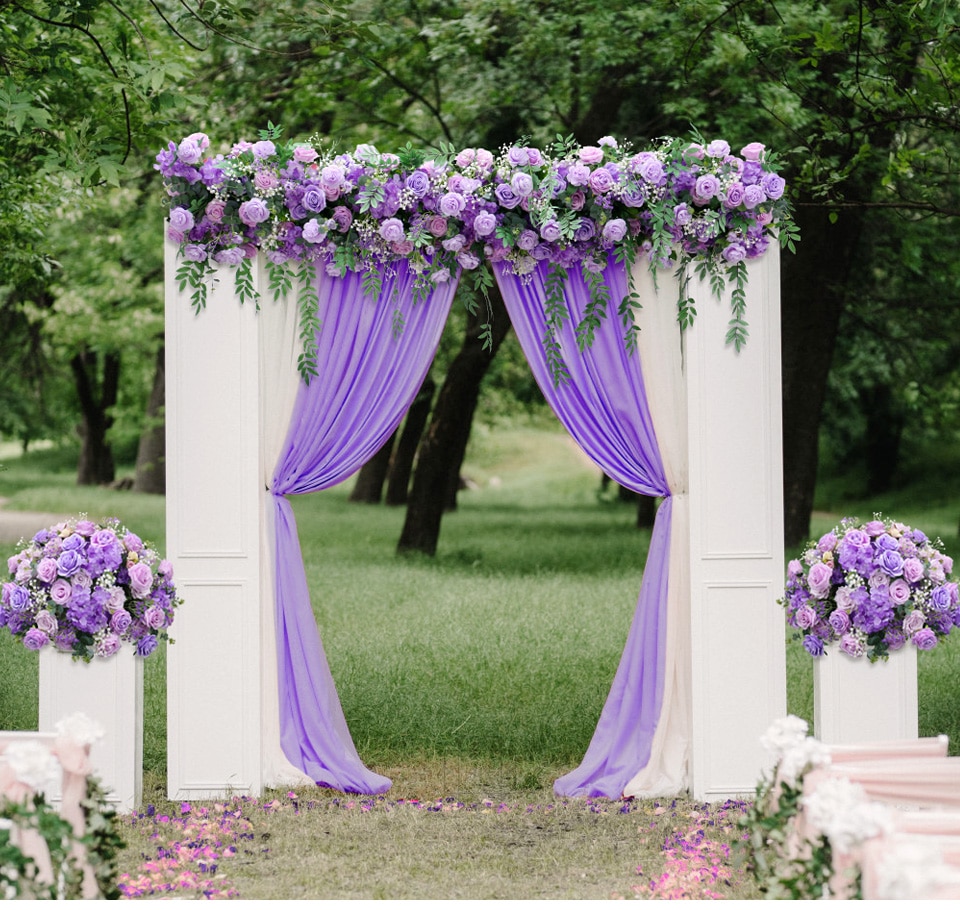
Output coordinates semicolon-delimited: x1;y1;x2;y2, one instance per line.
38;648;143;812
813;645;918;744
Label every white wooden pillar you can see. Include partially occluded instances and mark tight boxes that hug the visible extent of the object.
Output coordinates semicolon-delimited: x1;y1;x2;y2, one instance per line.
684;247;787;799
165;248;266;799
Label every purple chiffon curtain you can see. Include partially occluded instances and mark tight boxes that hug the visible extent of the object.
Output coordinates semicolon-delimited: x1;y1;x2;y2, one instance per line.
272;261;456;793
494;255;672;798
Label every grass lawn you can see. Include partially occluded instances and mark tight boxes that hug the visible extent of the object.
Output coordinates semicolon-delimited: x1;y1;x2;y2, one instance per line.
1;426;958;898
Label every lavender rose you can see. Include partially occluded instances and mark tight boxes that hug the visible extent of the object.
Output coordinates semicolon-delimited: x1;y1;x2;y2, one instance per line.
238;198;270;226
888;578;912;605
35;610;58;636
50;578;73;605
473;211;497;237
510;173;534;197
378;218;405;243
36;557;59;584
839;633;865;658
694;175;720;200
828;609;851;635
168;207;195;234
913;628;938;650
602;219;627;243
56;550;83;577
901;557;924;584
540;220;562;243
438;192;466;217
110;609;132;634
903;609;926;635
128;562;154;599
23;628;49;651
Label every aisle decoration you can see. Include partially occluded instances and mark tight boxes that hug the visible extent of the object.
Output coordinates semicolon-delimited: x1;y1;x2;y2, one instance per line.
157;125;797;380
0;714;124;899
780;516;958;662
2;517;179;662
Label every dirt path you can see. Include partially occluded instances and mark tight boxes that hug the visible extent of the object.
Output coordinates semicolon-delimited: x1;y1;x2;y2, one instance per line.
0;499;71;546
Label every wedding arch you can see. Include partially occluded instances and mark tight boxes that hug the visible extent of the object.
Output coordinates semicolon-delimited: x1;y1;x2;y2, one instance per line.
160;131;788;801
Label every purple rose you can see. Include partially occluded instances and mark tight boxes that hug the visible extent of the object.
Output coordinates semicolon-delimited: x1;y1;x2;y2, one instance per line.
405;171;431;197
183;244;207;262
128;562;154;599
332;206;353;232
863;520;886;536
517;229;539;251
35;610;57;636
588;168;615;194
506;146;530;167
302;186;326;213
828;609;851;635
673;204;692;227
723;183;746;209
473;212;497;237
579;145;604;165
168;207;195;234
884;628;907;651
136;635;159;658
913;628;938;651
803;635;825;657
903;609;926;634
442;234;465;253
574;218;596;242
761;172;785;200
878;549;904;577
566;163;590;187
50;578;72;605
931;584;956;611
2;583;21;611
875;533;899;551
839;633;865;658
61;533;84;551
177;137;204;165
238;198;270;226
510;172;534;197
144;605;166;630
602;219;627;243
110;609;132;634
438;192;466;217
705;139;730;158
35;557;59;584
741;142;765;162
97;633;122;658
721;242;747;265
794;604;817;629
743;185;767;209
456;251;480;270
539;220;562;243
23;628;49;651
694;175;720;200
56;549;83;578
901;557;924;584
888;578;912;605
378;218;405;243
636;156;664;184
302;219;327;244
214;248;245;266
494;183;522;210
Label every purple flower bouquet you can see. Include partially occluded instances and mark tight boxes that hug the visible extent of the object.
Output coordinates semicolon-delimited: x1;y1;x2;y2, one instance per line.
2;517;179;662
781;516;958;662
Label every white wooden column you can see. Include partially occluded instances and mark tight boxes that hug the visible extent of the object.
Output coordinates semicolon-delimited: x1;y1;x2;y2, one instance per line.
684;247;787;799
165;248;265;799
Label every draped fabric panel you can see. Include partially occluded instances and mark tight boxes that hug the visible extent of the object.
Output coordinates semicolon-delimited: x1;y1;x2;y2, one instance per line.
494;255;677;798
271;262;457;793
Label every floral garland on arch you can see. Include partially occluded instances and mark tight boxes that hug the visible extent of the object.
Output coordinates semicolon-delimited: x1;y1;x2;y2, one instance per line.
157;125;798;382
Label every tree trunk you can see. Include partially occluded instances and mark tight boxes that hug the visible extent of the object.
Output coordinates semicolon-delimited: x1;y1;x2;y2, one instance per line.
861;385;904;495
780;202;865;546
636;495;657;529
397;287;512;555
133;346;166;494
72;350;119;486
348;429;397;504
385;376;436;506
